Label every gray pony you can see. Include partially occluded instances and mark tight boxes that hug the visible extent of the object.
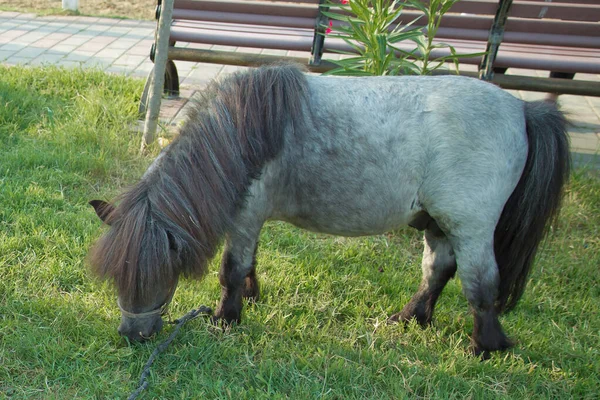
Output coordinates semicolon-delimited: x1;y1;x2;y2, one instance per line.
89;64;570;357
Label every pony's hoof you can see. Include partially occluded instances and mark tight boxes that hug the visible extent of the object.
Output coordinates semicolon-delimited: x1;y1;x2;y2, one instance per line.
387;311;430;327
211;313;240;328
387;312;404;324
471;336;514;360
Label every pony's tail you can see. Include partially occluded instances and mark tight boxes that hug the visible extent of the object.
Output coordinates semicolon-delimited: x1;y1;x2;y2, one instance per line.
494;101;571;313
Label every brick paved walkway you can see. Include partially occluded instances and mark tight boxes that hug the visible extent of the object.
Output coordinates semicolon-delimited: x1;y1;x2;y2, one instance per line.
1;11;599;166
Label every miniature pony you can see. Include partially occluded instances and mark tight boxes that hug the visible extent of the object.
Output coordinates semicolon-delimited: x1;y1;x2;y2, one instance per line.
89;64;570;356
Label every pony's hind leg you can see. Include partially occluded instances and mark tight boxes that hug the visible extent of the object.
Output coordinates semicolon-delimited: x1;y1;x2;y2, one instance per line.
389;228;456;326
453;234;512;358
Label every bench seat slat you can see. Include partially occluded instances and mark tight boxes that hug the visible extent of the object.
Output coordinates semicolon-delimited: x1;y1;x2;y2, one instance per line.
504;19;600;37
170;24;314;52
499;42;600;58
493;52;600;73
502;31;600;49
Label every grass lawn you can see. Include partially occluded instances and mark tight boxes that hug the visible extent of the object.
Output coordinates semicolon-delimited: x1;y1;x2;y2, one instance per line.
1;65;599;399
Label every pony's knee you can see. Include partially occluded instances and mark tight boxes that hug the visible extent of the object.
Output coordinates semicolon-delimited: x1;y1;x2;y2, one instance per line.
453;241;499;309
460;267;499;311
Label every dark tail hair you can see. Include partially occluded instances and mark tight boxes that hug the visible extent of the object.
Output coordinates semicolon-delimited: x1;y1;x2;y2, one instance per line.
494;101;571;313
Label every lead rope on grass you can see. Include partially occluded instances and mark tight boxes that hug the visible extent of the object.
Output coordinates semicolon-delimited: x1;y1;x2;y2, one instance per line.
127;305;213;400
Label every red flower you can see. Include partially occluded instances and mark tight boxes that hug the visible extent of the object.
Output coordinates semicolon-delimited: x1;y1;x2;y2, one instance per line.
341;0;349;4
326;20;333;34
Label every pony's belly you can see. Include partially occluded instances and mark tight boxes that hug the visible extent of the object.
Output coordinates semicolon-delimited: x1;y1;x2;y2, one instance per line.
285;219;405;237
272;164;420;237
278;205;414;237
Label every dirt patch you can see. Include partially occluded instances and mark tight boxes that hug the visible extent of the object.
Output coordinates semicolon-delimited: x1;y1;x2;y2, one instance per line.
0;0;156;20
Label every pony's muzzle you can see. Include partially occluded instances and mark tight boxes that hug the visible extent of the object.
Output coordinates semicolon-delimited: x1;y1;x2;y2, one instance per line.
118;316;164;342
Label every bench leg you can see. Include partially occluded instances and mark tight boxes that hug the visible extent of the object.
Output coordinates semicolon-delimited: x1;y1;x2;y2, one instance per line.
138;60;180;117
164;59;180;97
547;72;575;102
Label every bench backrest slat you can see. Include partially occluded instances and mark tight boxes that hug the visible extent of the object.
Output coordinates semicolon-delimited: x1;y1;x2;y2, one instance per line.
172;9;317;29
520;0;598;4
510;1;600;22
431;0;600;22
174;0;320;18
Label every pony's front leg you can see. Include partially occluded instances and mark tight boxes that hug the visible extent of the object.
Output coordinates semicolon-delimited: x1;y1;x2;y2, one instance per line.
214;234;260;324
241;254;260;302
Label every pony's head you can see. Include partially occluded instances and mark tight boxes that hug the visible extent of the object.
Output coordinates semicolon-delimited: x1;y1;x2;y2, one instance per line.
88;191;204;342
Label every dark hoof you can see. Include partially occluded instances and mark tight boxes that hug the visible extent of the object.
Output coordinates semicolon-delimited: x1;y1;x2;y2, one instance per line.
387;312;406;324
211;311;240;327
471;309;513;359
472;336;513;359
388;308;430;327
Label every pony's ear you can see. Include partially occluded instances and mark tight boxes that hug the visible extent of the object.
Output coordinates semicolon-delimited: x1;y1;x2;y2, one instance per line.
89;200;115;225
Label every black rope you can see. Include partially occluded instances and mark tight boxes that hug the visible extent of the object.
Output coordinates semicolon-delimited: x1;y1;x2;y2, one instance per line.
126;305;213;400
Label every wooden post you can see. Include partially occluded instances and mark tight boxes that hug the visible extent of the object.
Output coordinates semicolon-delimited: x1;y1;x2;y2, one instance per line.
141;0;174;152
62;0;78;11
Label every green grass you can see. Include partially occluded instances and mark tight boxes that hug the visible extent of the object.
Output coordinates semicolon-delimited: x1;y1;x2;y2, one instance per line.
1;65;599;399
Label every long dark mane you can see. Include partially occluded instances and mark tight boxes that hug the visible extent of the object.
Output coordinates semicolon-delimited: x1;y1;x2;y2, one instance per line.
89;64;309;303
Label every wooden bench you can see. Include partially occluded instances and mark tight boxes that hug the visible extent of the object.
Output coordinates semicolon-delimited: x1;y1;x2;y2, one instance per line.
144;0;329;100
142;0;600;109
